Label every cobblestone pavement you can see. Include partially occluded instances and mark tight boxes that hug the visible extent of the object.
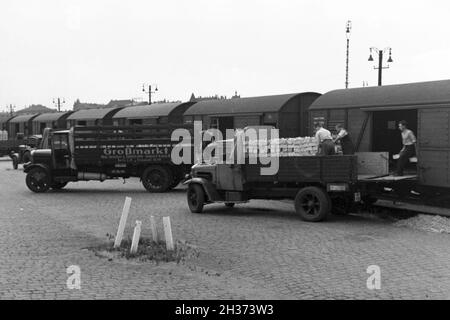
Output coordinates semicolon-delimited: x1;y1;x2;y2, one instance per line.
0;159;449;299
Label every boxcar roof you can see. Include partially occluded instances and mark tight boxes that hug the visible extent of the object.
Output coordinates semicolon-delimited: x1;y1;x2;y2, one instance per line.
33;112;70;122
67;107;121;120
9;114;40;123
113;102;189;119
310;79;450;110
184;92;319;116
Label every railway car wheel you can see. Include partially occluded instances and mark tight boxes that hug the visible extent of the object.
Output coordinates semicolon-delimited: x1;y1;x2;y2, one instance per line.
187;184;205;213
294;187;331;222
51;181;68;190
26;167;50;193
141;166;172;193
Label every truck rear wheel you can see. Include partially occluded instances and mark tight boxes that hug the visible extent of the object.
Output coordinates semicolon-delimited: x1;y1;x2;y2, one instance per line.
141;166;172;193
187;184;205;213
294;187;331;222
26;167;50;193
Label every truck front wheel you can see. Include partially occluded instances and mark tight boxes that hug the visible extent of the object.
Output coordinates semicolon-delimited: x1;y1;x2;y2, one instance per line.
294;187;331;222
187;184;205;213
26;167;50;193
141;166;172;193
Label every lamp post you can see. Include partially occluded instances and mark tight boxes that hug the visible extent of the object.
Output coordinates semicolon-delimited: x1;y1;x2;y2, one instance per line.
142;84;158;105
53;98;65;112
345;21;352;89
368;47;393;86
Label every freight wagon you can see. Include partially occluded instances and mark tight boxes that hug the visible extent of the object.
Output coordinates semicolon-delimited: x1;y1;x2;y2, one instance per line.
23;124;193;193
309;79;450;207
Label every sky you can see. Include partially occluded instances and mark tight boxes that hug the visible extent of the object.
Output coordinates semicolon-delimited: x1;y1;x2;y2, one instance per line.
1;0;450;111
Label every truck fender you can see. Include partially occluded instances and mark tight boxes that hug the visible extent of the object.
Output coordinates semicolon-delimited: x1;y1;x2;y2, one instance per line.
23;163;51;175
184;177;223;202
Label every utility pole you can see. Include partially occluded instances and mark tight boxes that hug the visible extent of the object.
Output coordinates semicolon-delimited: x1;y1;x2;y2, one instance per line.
142;84;158;105
9;104;15;116
368;47;393;86
53;97;65;112
345;20;352;89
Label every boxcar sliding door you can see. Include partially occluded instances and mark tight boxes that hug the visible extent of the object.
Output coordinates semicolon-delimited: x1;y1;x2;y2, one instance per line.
418;108;450;187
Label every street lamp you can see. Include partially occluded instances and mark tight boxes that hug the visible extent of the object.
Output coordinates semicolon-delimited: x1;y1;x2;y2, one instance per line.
345;20;352;89
368;47;393;86
53;98;65;112
142;84;158;105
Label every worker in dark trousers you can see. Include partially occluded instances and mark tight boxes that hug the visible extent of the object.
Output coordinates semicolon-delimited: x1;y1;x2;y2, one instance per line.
314;121;335;155
334;124;354;155
396;120;417;176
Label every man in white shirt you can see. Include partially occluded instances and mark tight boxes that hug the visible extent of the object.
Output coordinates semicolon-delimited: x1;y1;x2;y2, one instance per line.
314;122;335;156
396;120;416;176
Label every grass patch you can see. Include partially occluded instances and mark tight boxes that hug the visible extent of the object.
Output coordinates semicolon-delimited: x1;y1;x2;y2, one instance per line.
90;235;199;264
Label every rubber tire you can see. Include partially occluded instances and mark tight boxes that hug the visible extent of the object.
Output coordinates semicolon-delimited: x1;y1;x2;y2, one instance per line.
187;184;205;213
169;177;182;189
294;187;331;222
141;166;172;193
12;156;19;170
225;203;235;208
26;167;50;193
51;181;68;190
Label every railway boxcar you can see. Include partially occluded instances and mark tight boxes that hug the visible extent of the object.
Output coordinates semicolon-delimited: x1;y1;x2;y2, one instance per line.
66;107;123;127
183;93;321;138
31;111;74;135
8;113;40;137
113;102;195;126
309;79;450;206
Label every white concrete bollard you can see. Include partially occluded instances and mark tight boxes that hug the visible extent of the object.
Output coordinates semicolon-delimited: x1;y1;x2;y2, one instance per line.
163;216;174;251
114;197;132;248
130;220;142;254
150;215;158;243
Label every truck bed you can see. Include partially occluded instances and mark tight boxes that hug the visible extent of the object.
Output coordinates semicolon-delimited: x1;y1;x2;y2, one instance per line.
243;155;357;183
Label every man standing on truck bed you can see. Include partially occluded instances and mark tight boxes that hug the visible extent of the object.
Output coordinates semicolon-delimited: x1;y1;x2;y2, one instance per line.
396;120;417;176
334;124;354;155
314;121;335;156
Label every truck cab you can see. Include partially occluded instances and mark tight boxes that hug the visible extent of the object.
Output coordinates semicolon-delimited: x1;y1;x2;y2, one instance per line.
23;129;73;192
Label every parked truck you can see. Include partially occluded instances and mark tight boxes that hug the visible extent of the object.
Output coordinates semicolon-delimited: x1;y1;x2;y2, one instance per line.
0;132;24;157
23;125;193;193
10;134;42;169
185;134;360;222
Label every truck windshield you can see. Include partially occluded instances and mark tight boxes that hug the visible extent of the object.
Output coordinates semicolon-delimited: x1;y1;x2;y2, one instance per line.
53;134;69;150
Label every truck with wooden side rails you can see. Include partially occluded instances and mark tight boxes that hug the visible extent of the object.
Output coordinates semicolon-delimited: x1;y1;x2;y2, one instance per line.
23;125;193;193
184;131;361;222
